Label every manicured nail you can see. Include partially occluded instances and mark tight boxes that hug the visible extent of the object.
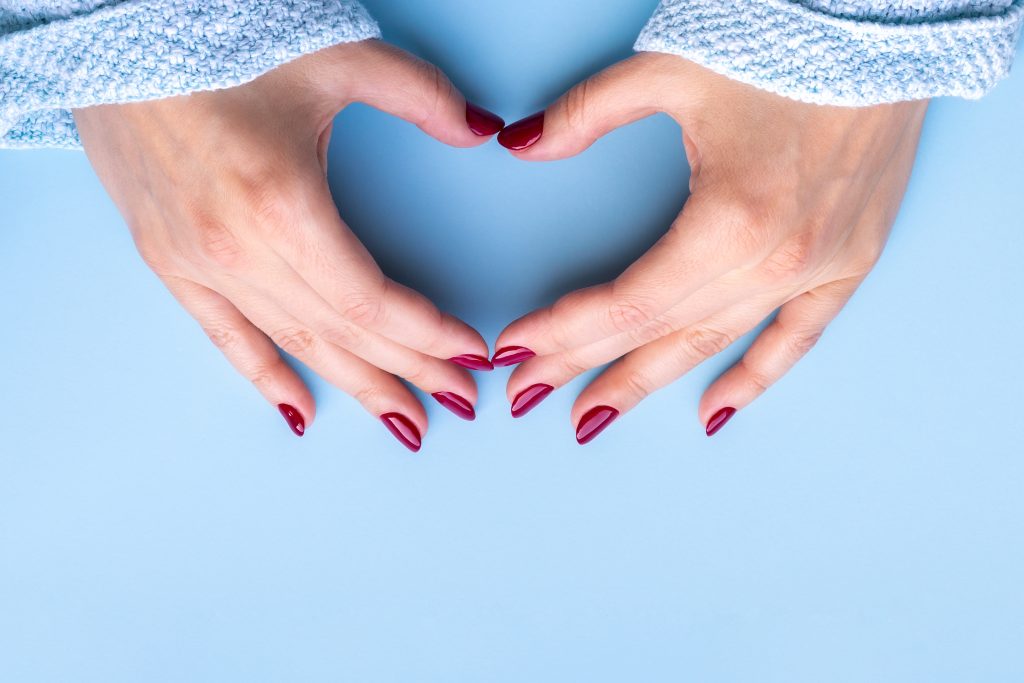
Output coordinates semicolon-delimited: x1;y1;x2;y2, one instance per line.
432;392;476;421
511;383;554;418
380;412;422;452
705;407;737;437
466;102;505;137
449;354;494;371
497;111;544;150
277;404;305;437
576;405;619;445
492;346;536;367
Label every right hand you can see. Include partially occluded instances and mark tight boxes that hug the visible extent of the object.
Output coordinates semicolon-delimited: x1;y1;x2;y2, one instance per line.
74;40;505;451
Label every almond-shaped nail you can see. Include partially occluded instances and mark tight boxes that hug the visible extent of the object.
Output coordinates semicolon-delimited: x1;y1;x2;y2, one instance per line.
705;407;736;437
492;346;536;367
576;405;619;445
466;102;505;137
497;111;544;150
511;383;554;418
380;412;422;452
278;404;305;437
449;354;494;371
432;392;476;421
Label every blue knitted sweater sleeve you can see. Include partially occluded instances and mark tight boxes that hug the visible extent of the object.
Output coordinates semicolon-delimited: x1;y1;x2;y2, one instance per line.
0;1;380;149
634;0;1024;105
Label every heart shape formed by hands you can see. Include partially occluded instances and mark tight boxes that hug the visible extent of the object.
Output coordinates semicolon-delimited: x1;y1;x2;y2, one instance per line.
75;39;926;451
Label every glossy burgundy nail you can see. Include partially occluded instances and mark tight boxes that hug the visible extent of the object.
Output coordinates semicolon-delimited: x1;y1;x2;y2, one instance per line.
705;407;737;437
575;405;619;445
492;346;536;367
511;383;554;418
380;412;422;452
497;111;544;150
466;102;505;137
449;354;494;372
277;404;305;437
432;392;476;421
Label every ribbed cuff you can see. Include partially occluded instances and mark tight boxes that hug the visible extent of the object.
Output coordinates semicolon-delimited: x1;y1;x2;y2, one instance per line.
0;0;381;149
634;0;1024;106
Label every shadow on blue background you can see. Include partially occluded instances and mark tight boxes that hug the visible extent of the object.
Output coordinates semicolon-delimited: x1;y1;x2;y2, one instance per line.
1;1;1022;681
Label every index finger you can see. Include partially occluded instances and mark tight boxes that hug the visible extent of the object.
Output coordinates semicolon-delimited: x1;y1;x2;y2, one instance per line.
493;194;767;359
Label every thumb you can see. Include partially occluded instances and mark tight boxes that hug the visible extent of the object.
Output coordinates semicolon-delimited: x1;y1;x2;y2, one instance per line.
499;52;689;161
339;40;504;148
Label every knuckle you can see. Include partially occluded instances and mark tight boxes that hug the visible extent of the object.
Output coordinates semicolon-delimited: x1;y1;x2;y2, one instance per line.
193;215;245;269
271;327;316;357
558;350;590;377
248;362;279;391
414;59;453;125
622;368;655;400
240;170;303;236
563;78;593;136
352;384;384;408
608;297;657;334
742;361;773;395
202;324;239;353
787;328;823;356
627;314;677;346
339;291;383;328
401;358;430;386
683;326;734;358
134;237;172;275
714;195;776;262
760;232;817;283
732;220;773;262
319;320;362;350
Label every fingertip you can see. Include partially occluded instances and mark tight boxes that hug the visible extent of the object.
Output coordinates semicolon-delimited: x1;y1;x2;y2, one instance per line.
699;373;746;435
575;405;620;445
466;102;505;137
704;406;737;437
432;391;477;421
510;382;555;419
278;403;307;437
441;313;490;355
380;411;424;452
491;345;536;368
497;111;545;152
449;354;493;372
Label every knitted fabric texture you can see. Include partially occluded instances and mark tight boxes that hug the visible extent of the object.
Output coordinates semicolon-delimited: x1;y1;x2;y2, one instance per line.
0;0;380;149
635;0;1024;105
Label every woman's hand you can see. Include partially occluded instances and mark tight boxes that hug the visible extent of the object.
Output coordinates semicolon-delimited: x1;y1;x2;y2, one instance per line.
494;53;928;443
75;40;505;450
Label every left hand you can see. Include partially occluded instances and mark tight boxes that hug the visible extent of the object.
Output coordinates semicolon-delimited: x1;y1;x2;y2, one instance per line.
492;53;928;443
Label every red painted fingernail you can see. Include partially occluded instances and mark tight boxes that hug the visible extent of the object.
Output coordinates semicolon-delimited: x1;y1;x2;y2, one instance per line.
432;392;476;421
492;346;536;367
466;102;505;137
380;412;422;452
705;407;737;437
576;405;619;445
497;111;544;150
278;404;305;437
511;383;554;418
449;354;494;371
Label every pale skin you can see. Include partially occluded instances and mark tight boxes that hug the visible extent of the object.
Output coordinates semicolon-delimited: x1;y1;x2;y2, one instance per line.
75;41;928;447
496;53;928;441
74;41;500;447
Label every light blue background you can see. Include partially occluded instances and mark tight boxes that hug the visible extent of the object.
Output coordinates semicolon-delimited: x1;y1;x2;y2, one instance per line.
2;1;1023;680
